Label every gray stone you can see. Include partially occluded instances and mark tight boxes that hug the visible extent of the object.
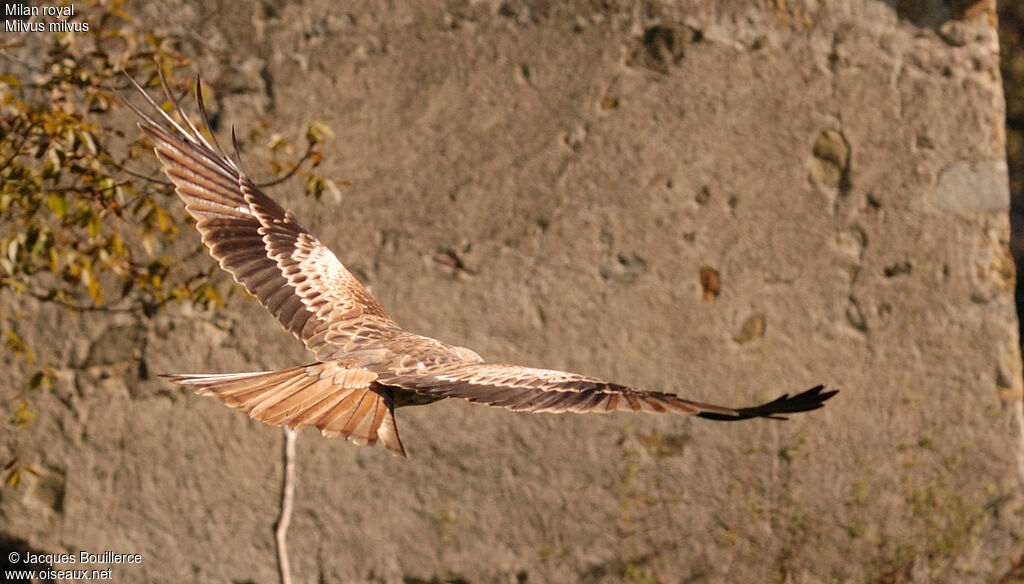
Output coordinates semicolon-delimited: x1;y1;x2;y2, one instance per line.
930;160;1010;212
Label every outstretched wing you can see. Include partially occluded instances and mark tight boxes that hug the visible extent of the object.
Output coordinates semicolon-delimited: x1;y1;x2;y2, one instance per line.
123;73;399;359
376;362;837;419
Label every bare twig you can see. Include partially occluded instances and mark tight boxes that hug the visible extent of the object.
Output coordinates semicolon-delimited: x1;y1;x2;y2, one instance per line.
115;163;172;186
275;427;297;584
257;141;317;188
115;142;317;189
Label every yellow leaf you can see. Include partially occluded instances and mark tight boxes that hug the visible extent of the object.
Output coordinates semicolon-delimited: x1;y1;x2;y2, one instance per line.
267;133;287;152
202;285;224;307
4;330;33;366
306;121;334;144
110;232;124;256
9;402;34;427
142;232;155;255
6;469;20;488
324;178;342;203
155;206;170;233
82;261;103;304
80;131;97;155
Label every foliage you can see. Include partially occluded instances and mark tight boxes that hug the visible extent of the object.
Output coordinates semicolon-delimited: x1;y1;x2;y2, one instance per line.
0;0;334;436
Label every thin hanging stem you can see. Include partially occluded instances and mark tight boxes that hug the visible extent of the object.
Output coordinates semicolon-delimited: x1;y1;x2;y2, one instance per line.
275;427;297;584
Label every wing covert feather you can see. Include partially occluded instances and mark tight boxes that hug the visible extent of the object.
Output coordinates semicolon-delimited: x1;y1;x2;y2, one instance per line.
376;362;836;419
125;75;398;358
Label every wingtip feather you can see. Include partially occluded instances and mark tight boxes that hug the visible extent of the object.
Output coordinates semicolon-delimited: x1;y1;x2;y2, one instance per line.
696;385;838;421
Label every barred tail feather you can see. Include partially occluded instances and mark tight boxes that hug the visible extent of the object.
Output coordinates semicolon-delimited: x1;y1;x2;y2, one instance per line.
162;363;407;456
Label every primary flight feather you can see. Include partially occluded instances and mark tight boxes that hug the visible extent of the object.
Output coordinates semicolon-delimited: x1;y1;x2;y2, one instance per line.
124;72;836;457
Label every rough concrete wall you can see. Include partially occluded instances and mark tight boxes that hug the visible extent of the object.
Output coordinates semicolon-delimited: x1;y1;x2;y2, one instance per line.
2;1;1021;583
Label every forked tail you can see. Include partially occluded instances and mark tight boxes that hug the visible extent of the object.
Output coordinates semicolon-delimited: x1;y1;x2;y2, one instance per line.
162;363;406;456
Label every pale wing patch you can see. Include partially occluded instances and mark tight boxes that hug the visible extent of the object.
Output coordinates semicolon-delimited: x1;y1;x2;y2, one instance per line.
253;200;400;359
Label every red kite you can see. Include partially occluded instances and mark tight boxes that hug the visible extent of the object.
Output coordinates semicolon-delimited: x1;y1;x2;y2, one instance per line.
124;73;836;457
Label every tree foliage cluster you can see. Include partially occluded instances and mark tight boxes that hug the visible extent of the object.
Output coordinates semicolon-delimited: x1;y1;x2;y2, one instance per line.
0;0;334;457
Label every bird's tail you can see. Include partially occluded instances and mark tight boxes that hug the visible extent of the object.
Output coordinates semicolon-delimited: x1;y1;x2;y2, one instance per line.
162;363;406;456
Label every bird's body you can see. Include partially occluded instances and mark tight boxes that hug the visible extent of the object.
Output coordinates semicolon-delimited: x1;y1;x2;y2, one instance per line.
125;72;836;457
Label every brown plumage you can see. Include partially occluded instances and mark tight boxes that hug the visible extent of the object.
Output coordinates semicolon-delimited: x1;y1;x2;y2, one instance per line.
124;72;836;457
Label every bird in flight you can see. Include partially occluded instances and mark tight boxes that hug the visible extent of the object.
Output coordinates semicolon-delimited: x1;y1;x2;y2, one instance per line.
123;72;836;457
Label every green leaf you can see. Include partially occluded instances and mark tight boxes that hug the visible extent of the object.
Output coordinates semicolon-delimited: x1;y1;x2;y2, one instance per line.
306;175;325;199
88;213;101;238
28;371;45;389
47;192;68;218
28;367;55;390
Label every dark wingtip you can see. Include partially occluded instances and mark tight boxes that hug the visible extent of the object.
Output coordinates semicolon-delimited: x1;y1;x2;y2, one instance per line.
697;385;838;421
